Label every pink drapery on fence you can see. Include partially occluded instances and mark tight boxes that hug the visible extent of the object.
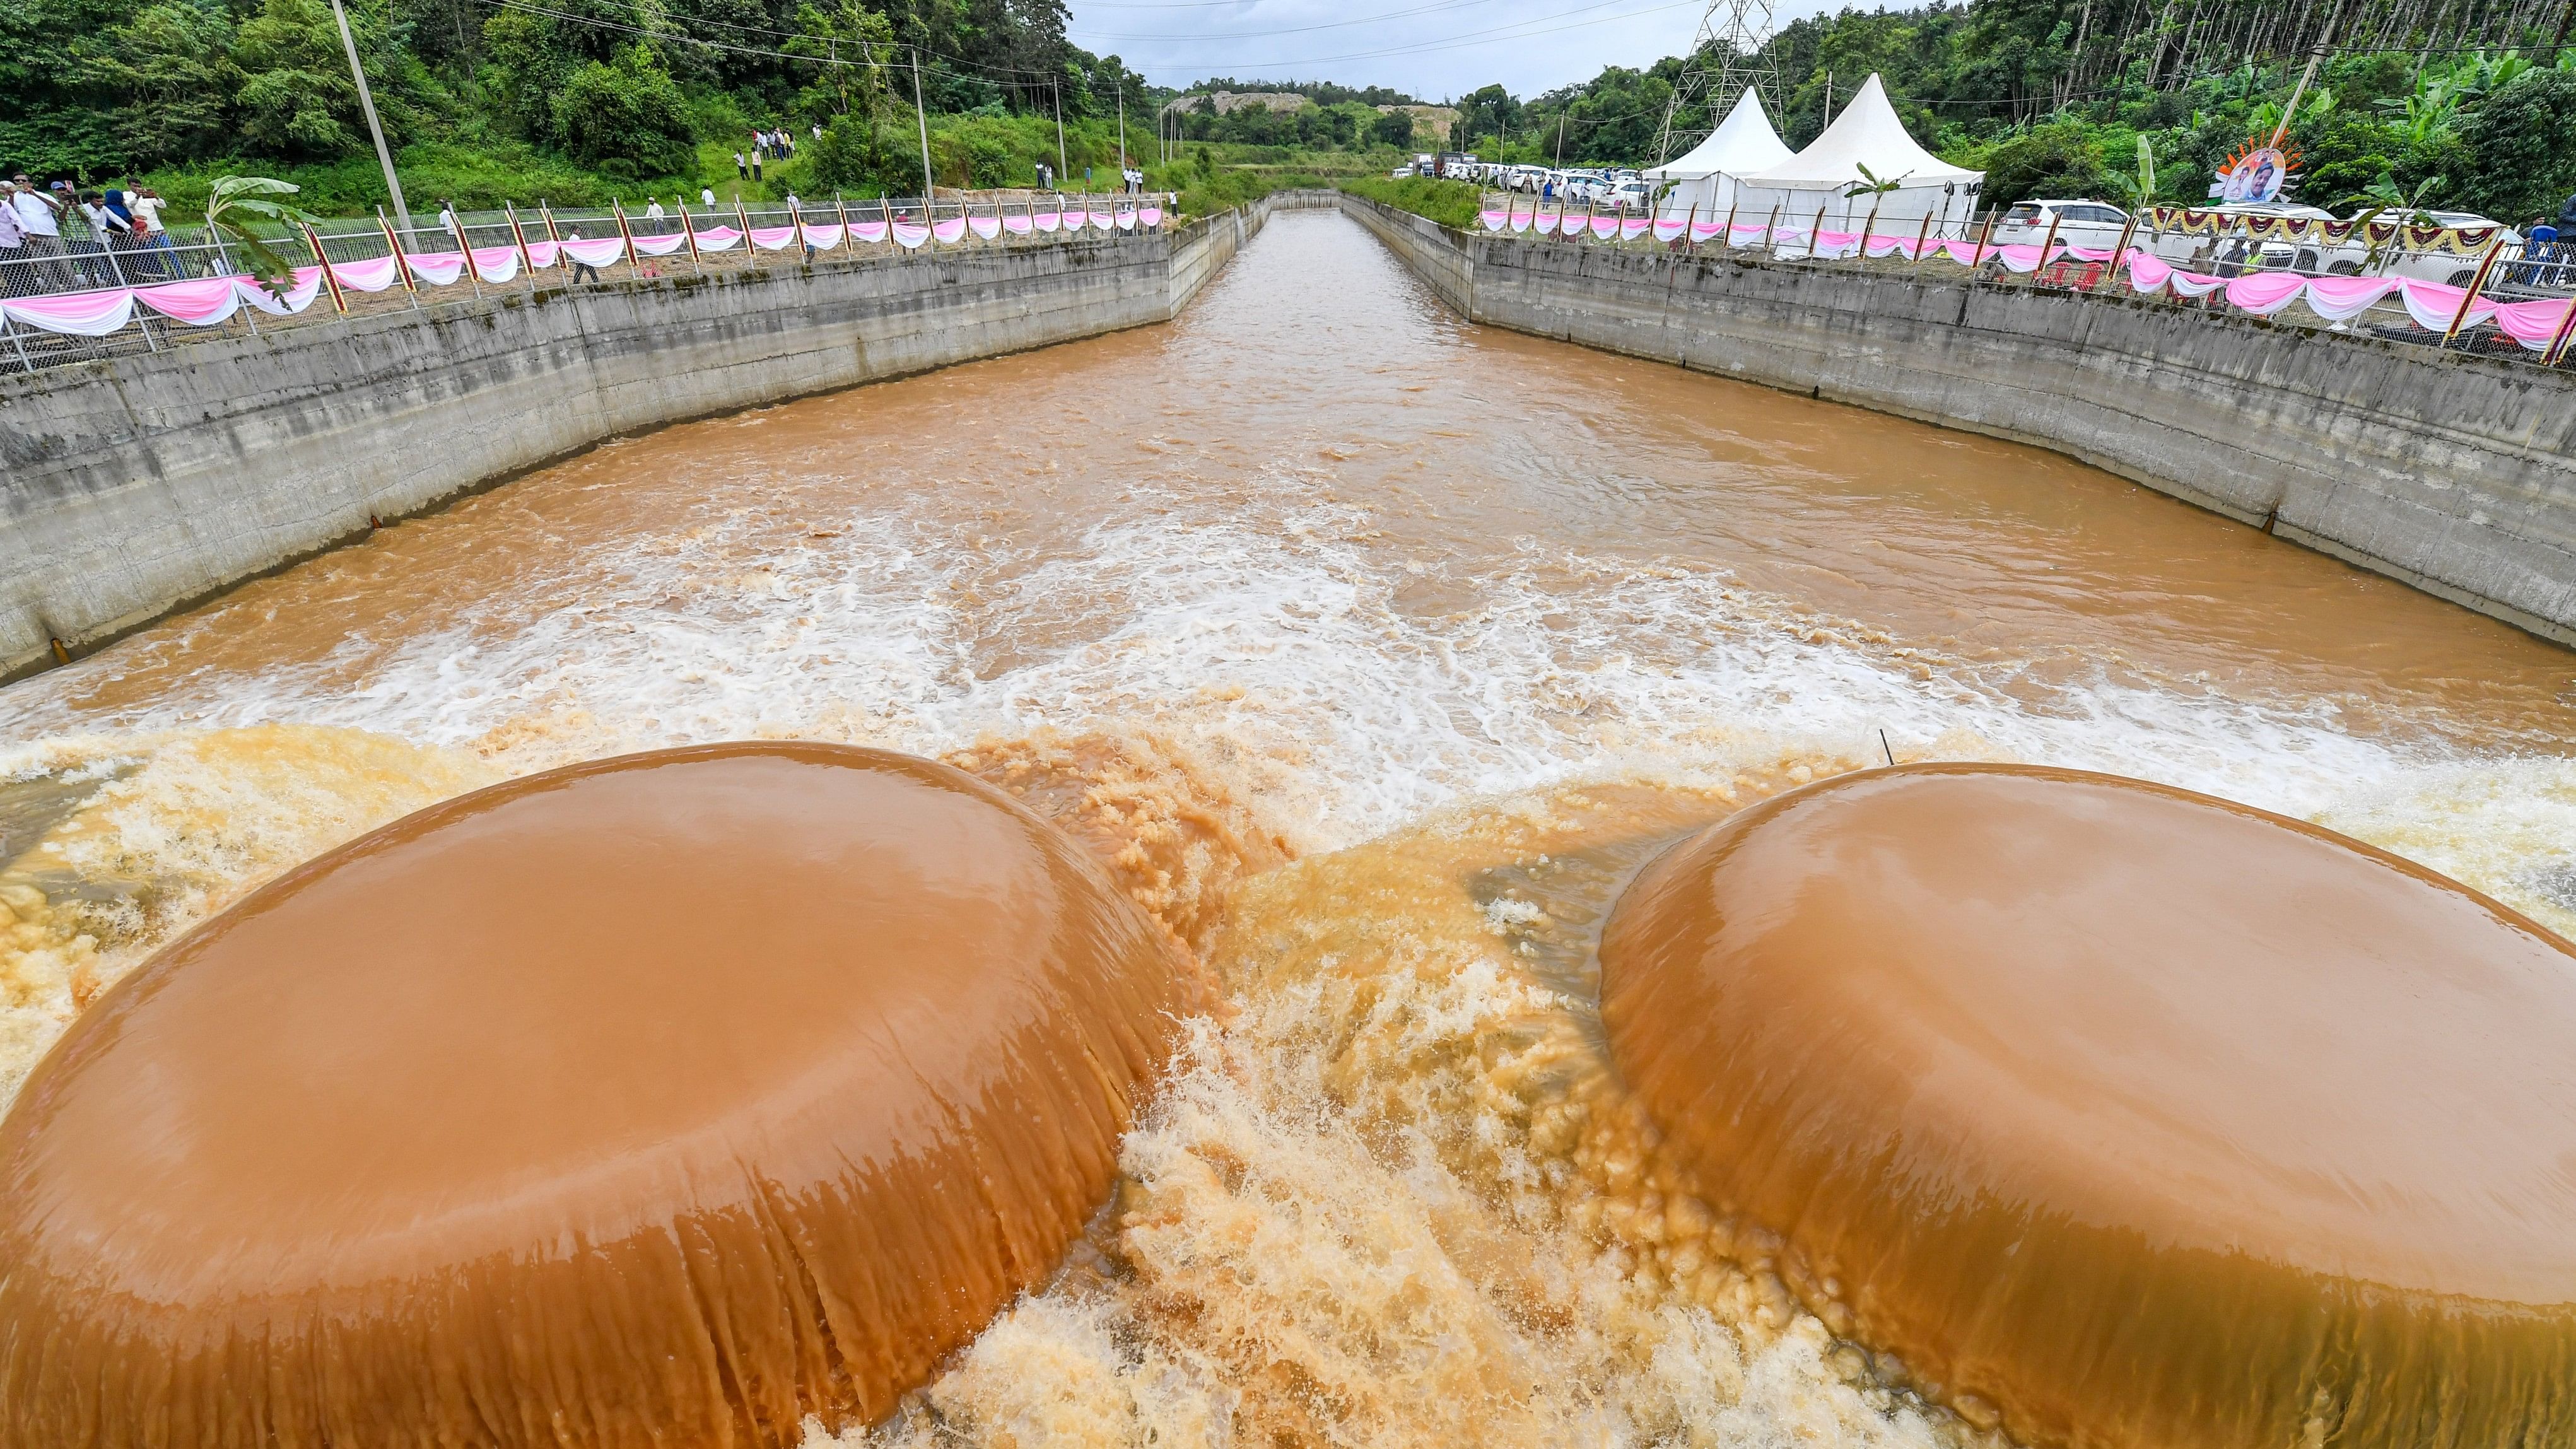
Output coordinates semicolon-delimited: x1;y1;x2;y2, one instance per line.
932;216;969;244
891;220;931;249
1140;205;1164;228
749;226;799;250
1004;212;1033;235
4;268;327;336
969;214;1002;240
800;223;845;250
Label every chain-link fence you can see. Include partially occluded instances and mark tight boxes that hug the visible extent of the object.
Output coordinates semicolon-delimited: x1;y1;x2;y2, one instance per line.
1469;191;2576;370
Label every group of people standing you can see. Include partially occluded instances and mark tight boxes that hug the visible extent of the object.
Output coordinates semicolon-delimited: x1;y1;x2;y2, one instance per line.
737;126;805;182
1;173;184;295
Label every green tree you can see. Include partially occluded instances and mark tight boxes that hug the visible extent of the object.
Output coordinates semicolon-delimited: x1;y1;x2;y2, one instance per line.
1370;109;1417;148
97;0;240;167
558;46;694;177
1975;122;2111;209
231;0;371;159
2454;68;2576;222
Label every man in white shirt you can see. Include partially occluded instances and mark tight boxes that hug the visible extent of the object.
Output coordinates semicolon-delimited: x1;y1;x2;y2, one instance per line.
0;185;25;296
9;175;71;290
701;187;717;208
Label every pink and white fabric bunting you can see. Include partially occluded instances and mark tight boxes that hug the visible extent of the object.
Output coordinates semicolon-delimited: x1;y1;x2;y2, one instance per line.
1690;219;1725;242
1653;216;1687;243
1619;216;1651;241
932;216;968;243
1032;209;1060;233
4;286;136;335
2298;275;2399;322
1588;214;1619;240
403;250;466;286
1511;208;1535;233
1991;243;2068;274
233;268;327;316
691;226;742;253
2223;271;2310;317
2493;296;2573;349
1004;212;1033;235
853;219;891;243
891;220;931;249
1140;205;1164;228
1725;223;1767;246
969;214;1001;240
629;231;689;257
800;223;845;250
1115;207;1137;232
2397;278;2497;333
328;254;404;291
1089;206;1115;232
558;235;627;268
467;245;520;283
132;276;245;326
1479;205;1510;231
749;226;799;250
524;240;560;269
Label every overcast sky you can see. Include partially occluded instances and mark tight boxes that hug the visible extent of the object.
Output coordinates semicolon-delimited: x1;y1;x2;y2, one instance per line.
1065;0;1836;103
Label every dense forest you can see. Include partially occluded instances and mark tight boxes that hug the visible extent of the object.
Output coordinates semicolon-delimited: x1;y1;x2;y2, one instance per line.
1446;0;2576;221
0;0;1182;210
15;0;2576;223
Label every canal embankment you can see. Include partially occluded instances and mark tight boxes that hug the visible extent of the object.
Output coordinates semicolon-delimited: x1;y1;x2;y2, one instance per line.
0;202;1268;681
1335;191;2576;648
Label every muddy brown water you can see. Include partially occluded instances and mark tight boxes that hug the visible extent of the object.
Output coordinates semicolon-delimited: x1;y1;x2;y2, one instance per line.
1;209;2572;1449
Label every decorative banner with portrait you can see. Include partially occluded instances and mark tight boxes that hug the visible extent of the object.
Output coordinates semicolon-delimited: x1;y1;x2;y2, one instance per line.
2210;140;2299;204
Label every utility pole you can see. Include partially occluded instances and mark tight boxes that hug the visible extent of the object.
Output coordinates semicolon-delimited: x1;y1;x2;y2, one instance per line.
912;50;934;201
1053;81;1068;191
2269;6;2341;148
1118;87;1128;175
330;0;410;233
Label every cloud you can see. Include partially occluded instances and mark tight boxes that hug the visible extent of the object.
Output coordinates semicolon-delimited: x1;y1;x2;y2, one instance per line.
1066;0;1730;101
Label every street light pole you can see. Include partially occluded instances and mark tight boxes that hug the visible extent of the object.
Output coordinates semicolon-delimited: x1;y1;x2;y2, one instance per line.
329;0;410;233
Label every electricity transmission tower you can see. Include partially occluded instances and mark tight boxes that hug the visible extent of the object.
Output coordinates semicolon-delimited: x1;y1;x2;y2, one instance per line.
1652;0;1779;163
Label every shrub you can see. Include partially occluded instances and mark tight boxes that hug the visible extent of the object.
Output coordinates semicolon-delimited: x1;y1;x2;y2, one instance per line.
559;48;694;178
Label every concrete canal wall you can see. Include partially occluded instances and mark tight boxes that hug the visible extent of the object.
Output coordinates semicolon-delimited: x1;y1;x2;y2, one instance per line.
0;201;1268;680
1338;192;2576;648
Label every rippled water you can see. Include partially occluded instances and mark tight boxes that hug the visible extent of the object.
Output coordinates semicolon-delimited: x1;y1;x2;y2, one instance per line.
4;209;2573;1447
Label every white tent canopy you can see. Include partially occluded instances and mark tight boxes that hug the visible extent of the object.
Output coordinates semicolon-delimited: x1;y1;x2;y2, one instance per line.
1646;90;1791;220
1730;74;1984;240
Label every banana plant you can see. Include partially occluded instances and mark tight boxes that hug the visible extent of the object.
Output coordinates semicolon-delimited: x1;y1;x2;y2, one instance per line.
1842;162;1912;245
203;175;322;299
2348;173;2447;273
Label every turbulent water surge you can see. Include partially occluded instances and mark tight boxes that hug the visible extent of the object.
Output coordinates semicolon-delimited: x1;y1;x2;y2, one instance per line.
4;211;2575;1446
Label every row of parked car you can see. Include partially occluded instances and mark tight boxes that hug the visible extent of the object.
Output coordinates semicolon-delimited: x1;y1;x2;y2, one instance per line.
1390;157;1658;210
1992;197;2534;286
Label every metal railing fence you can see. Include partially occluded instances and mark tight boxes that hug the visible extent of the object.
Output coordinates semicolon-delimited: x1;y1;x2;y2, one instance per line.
0;192;1178;374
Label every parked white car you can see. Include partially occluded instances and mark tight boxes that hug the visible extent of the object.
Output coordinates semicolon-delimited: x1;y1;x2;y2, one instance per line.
1991;199;2131;253
1603;180;1653;211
